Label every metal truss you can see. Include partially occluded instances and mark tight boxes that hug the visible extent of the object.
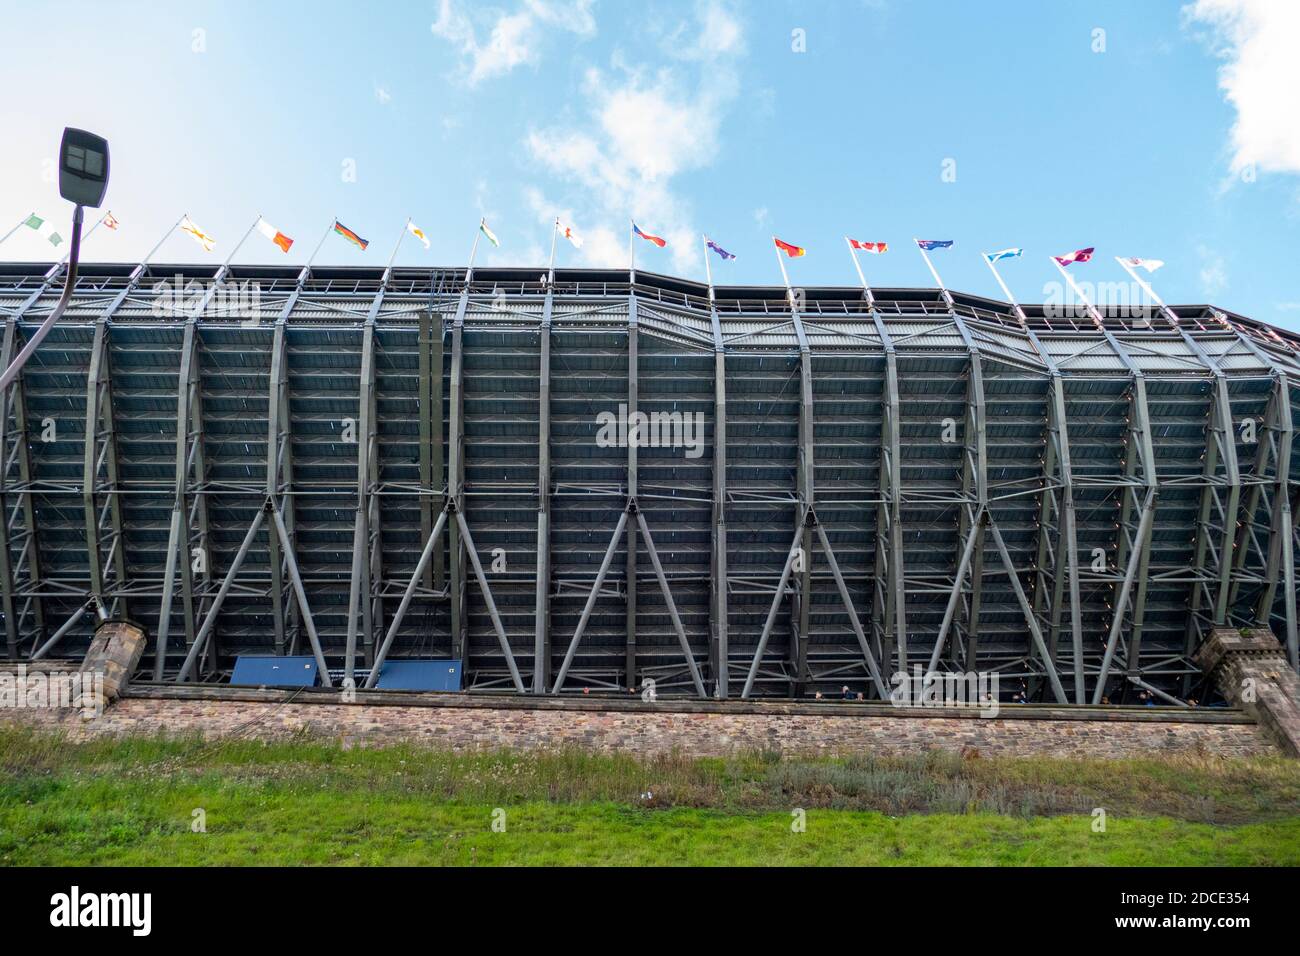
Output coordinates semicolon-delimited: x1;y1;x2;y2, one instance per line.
3;260;1299;698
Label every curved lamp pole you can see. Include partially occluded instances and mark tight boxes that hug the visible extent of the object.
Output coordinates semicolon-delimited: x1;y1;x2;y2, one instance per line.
0;128;109;394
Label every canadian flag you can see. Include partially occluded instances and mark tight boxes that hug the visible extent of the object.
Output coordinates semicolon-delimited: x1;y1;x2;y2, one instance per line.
557;219;583;249
849;239;887;254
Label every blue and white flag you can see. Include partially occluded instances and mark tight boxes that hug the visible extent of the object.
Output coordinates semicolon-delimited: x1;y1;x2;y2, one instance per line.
915;239;953;251
705;236;736;260
985;248;1022;263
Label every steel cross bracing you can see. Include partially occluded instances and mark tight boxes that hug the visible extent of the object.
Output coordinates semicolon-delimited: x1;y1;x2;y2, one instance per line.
0;319;45;657
2;261;1299;699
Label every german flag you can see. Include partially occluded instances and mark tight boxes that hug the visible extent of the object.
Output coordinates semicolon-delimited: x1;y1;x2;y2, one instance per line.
774;236;805;258
333;220;369;251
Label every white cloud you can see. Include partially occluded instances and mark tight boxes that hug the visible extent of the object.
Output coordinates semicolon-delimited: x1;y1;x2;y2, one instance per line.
524;1;745;273
373;84;392;105
1185;0;1300;179
1197;244;1229;296
431;0;596;86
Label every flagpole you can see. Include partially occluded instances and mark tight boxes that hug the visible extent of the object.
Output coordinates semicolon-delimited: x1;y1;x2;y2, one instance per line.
982;254;1027;325
845;238;874;308
466;220;483;285
137;215;185;280
772;236;794;308
915;239;953;308
628;219;635;285
702;235;715;302
299;217;333;284
1050;258;1105;329
1115;257;1178;329
0;213;32;249
546;218;559;287
219;214;260;270
46;210;111;280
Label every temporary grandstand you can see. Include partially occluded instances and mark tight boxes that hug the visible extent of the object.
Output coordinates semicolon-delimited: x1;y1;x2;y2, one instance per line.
1;257;1298;703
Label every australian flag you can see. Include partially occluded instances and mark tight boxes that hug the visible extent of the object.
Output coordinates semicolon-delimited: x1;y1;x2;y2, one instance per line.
706;237;736;260
916;239;954;251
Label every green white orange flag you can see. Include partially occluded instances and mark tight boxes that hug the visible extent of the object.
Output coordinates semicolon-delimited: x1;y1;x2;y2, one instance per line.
480;219;500;247
256;217;293;253
180;215;216;252
407;220;430;250
23;213;63;248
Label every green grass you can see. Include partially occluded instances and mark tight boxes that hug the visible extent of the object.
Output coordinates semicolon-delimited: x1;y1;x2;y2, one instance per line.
2;726;1298;865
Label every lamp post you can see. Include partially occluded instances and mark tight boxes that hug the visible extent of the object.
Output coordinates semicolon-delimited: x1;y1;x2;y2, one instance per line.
0;127;110;393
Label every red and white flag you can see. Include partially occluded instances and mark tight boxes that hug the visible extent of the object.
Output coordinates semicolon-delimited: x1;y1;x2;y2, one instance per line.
256;217;294;254
848;239;887;254
1053;247;1094;267
102;212;119;231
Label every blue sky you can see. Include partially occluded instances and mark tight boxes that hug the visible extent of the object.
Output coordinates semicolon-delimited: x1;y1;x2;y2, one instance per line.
2;0;1299;326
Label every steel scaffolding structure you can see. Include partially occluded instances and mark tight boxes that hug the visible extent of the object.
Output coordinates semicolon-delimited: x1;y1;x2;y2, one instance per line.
2;258;1299;702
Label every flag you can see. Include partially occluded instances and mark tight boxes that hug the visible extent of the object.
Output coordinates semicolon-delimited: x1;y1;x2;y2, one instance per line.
915;239;953;251
705;237;735;260
558;220;582;248
1122;257;1164;273
849;239;887;254
407;220;431;250
102;212;119;231
22;213;63;248
480;219;500;248
985;248;1022;263
633;222;667;248
180;215;215;252
1053;247;1094;267
256;217;294;254
333;220;368;251
774;236;806;258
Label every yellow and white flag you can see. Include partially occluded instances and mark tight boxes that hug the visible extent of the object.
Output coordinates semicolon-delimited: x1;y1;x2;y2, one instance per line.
407;220;430;250
180;215;215;252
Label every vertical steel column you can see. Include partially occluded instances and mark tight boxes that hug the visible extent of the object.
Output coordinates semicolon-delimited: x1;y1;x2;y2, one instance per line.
418;310;435;593
82;318;129;623
870;311;907;679
1183;370;1243;659
344;319;377;682
448;292;468;666
709;302;729;696
1092;345;1158;703
790;308;814;695
625;298;638;689
0;319;45;657
532;288;553;693
951;317;987;673
266;322;291;655
155;318;200;679
1251;375;1297;666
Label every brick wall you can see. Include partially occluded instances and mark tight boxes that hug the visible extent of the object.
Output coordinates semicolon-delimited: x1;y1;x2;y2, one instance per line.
0;682;1276;759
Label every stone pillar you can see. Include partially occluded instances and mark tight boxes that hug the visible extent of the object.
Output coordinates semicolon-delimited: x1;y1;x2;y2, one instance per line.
80;619;147;701
1195;627;1300;757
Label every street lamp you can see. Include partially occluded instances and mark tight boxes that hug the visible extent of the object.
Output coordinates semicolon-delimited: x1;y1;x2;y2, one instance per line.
0;127;110;393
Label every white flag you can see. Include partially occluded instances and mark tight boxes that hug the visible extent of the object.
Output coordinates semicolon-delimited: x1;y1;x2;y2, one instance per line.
180;216;216;252
407;220;431;250
1123;257;1164;273
558;219;583;249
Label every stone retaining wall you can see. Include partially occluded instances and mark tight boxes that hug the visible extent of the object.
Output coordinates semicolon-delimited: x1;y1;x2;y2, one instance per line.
0;681;1276;759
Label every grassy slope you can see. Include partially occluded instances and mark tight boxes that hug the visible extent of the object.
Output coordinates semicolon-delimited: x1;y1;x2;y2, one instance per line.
2;727;1298;865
